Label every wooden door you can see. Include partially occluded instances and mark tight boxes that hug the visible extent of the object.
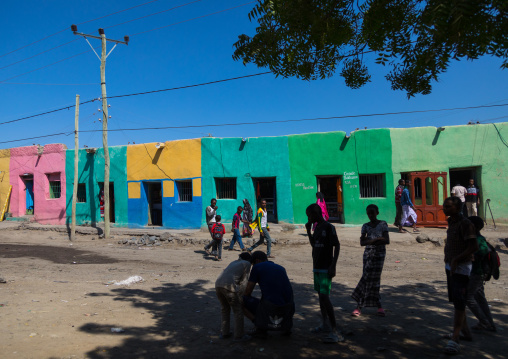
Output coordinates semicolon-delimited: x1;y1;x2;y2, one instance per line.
408;172;448;227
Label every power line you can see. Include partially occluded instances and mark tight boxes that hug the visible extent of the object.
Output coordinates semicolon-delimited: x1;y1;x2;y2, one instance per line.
0;1;253;84
131;1;255;36
0;72;270;125
0;0;162;59
2;103;506;145
105;0;203;30
1;82;99;86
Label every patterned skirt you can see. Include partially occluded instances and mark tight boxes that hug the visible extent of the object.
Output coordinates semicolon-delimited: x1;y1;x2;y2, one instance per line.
351;246;386;308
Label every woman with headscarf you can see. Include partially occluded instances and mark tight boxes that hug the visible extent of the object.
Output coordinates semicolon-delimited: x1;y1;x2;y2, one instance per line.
242;198;254;238
313;192;330;231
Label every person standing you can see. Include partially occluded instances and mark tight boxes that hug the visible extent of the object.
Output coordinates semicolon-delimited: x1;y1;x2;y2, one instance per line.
465;216;496;332
208;215;226;261
242;199;254;238
451;182;468;217
215;252;253;341
465;179;480;217
229;206;246;251
204;198;218;254
351;204;390;318
247;199;275;259
306;203;343;343
394;179;405;227
441;197;478;355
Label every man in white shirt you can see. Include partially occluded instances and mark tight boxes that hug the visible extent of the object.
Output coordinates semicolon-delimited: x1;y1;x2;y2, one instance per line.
205;198;218;253
451;183;467;217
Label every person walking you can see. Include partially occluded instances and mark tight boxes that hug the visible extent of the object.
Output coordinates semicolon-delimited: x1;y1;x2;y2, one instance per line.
247;199;275;259
229;206;247;251
399;182;418;233
351;204;390;318
394;179;405;226
441;196;478;355
215;252;253;341
242;199;254;238
207;215;226;261
465;179;480;217
306;203;343;343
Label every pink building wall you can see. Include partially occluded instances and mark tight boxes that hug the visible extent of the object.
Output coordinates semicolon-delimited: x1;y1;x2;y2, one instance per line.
9;144;67;225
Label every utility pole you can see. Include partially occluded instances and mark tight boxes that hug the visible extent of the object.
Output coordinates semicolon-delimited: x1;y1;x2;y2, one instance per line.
71;25;129;239
71;94;79;241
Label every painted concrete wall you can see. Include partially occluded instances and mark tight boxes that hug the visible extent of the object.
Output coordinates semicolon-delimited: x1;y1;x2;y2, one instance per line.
0;149;10;214
201;137;294;226
288;130;393;225
390;123;508;223
126;139;202;228
65;146;128;226
9;144;67;224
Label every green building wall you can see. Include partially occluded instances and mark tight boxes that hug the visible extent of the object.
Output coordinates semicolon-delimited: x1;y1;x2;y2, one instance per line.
201;137;294;226
390;123;508;223
288;130;394;224
65;146;128;226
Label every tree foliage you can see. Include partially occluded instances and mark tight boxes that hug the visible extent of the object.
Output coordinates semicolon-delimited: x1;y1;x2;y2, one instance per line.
233;0;507;97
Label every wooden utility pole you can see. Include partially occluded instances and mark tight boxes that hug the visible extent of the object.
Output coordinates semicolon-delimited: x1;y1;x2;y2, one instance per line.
71;25;128;240
99;29;111;239
70;94;80;241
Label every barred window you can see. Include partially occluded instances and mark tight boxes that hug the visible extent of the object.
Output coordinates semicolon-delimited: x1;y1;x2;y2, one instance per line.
176;180;193;202
359;174;385;198
215;178;237;199
47;173;61;199
77;184;87;203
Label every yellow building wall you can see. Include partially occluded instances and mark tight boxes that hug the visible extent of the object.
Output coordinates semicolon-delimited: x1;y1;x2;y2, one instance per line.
127;139;201;181
0;149;11;213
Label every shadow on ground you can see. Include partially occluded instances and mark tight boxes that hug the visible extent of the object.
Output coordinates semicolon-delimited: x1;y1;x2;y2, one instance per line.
76;278;507;359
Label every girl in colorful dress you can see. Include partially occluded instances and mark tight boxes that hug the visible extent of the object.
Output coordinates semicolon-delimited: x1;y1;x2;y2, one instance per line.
351;204;390;317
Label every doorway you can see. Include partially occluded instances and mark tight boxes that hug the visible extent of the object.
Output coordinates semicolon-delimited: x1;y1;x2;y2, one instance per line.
145;182;162;226
449;167;481;189
252;178;277;223
99;182;115;223
317;176;344;223
23;176;34;215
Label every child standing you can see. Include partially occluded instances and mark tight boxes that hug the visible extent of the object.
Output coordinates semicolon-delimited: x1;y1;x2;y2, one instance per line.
208;215;226;261
306;203;343;343
351;204;390;317
466;216;496;332
229;206;246;251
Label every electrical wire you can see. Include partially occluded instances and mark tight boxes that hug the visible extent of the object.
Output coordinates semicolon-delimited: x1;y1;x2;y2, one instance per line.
131;1;255;36
105;0;203;30
1;82;99;86
1;103;506;145
0;0;162;59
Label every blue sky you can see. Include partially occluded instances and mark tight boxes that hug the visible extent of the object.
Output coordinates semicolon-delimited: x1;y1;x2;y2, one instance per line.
1;0;507;149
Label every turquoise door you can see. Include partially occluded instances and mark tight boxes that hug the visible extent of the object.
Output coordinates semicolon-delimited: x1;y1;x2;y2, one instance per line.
25;180;34;211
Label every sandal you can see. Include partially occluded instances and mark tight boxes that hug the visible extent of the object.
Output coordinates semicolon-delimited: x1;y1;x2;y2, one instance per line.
442;333;473;342
311;325;330;334
323;331;344;343
351;308;361;317
377;308;386;317
204;246;211;255
444;339;460;355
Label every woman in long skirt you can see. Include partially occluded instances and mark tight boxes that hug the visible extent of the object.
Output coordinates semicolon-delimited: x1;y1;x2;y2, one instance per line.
242;199;254;238
351;204;390;317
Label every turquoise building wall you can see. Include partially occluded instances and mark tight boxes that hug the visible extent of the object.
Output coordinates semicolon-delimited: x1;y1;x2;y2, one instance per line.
65;146;128;226
201;137;294;226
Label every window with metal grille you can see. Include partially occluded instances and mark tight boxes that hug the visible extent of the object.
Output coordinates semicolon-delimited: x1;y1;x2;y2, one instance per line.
47;173;61;199
215;178;237;199
359;174;385;198
176;180;193;202
77;184;87;203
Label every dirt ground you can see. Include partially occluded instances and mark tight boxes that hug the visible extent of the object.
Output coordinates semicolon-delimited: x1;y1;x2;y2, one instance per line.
0;223;507;359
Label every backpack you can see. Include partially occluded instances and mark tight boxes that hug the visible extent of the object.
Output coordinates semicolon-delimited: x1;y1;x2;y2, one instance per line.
482;242;501;281
211;223;224;241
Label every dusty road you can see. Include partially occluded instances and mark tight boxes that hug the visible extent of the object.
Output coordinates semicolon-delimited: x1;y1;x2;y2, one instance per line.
0;224;507;359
